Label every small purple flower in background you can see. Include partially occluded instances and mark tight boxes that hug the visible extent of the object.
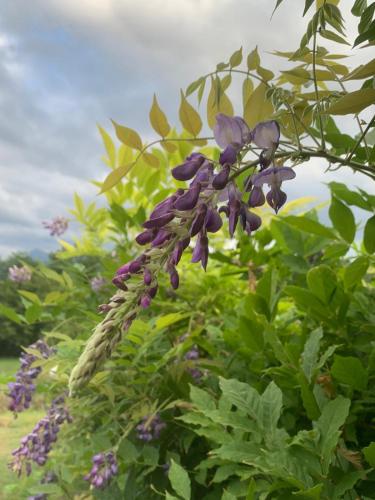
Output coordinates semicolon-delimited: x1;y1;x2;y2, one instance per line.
28;495;47;500
184;346;204;382
42;216;68;237
8;340;55;414
8;265;32;283
84;451;118;490
9;396;72;476
184;346;200;361
90;276;106;292
136;413;166;442
252;165;296;213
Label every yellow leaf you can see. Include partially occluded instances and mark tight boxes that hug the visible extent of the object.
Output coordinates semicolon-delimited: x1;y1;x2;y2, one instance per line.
242;78;254;113
247;46;260;70
229;47;243;68
207;78;234;129
143;152;160;167
149;94;170;137
244;83;273;128
161;141;178;153
316;0;339;7
98;125;116;167
327;89;375;115
257;66;274;82
343;58;375;81
111;120;142;150
100;163;134;193
179;91;202;136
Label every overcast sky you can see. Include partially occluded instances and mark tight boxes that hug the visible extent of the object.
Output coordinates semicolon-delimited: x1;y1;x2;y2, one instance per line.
0;0;373;257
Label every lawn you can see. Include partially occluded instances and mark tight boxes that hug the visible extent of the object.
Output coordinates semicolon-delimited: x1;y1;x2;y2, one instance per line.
0;358;45;499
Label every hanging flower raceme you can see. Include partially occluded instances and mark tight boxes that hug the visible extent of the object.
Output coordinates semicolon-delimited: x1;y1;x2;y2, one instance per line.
42;216;69;236
69;113;294;394
252;166;296;213
84;452;118;490
8;340;55;414
8;265;32;283
136;413;166;442
9;396;72;476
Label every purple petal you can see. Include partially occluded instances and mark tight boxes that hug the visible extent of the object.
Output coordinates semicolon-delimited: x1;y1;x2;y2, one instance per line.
191;233;208;270
219;144;238;166
149;196;177;220
151;229;171;247
252;121;280;150
214;114;250;149
252;166;296;188
143;212;174;229
266;188;287;213
140;294;152;308
169;268;179;289
174;183;201;211
212;165;230;190
205;208;223;233
248;186;265;208
190;204;207;237
143;268;152;286
171;153;205;181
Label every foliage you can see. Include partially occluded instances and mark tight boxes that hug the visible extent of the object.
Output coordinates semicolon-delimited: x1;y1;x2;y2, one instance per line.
2;1;375;499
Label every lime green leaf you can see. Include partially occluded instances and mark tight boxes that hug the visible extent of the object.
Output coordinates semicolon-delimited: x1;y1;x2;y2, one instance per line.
257;66;274;81
283;215;337;239
207;78;234;128
18;290;41;305
186;77;205;97
307;265;337;304
149;94;170;137
363;442;375;467
179;91;202;136
25;304;42;324
242;78;253;112
98;125;116;167
112;120;142;150
327;89;375;115
303;0;315;16
169;460;191;500
331;355;368;390
364;215;375;253
0;304;23;324
229;47;243;68
155;312;190;330
344;58;375;80
329;181;371;210
247;47;260;70
100;163;133;193
221;74;232;92
329;196;356;243
315;396;351;474
343;256;369;289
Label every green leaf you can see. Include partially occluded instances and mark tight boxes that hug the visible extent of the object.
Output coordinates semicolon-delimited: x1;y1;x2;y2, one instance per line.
298;372;320;420
284;286;329;320
25;304;42;324
222;491;237;500
363;442;375;467
219;378;261;422
343;256;369;289
244;83;273;128
155;312;190;330
329;181;371;210
344;58;375;80
0;304;23;324
283;216;337;239
259;381;283;434
207;77;234;128
169;460;191;500
149;94;170;137
327;89;375;115
142;152;160;168
303;0;315;16
179;91;202;136
320;29;350;45
100;163;134;193
229;47;243;68
364;215;375;253
329;196;356;243
186;77;205;96
111;120;142;150
315;396;351;474
302;327;323;383
18;290;41;305
306;265;337;304
98;125;116;167
352;0;367;17
238;316;264;352
331;355;368;390
247;47;260;70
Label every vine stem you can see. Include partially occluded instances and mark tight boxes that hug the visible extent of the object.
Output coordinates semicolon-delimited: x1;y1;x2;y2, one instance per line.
346;114;375;163
312;30;326;151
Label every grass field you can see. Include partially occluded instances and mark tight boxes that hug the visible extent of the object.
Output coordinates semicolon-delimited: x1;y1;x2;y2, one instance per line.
0;358;45;499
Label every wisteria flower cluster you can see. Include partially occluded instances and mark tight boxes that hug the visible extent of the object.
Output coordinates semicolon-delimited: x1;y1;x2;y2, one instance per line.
184;345;204;382
84;451;118;489
42;216;69;236
90;275;107;292
69;114;296;393
8;340;55;413
9;395;72;476
8;265;32;283
136;413;166;442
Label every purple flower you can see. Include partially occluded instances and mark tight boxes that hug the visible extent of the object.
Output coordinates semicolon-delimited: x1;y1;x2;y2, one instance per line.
184;346;199;360
191;232;209;270
143;212;174;229
136;229;157;245
240;205;262;235
8;265;32;283
136;414;166;442
169;267;179;290
190;204;208;237
174;183;201;211
248;186;265;208
84;451;118;490
219;144;238;166
214;114;251;149
9;396;71;476
8;340;55;414
212;165;230;190
252;166;296;213
205;208;223;233
42;217;68;237
90;276;106;292
172;153;206;181
252;121;280;151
